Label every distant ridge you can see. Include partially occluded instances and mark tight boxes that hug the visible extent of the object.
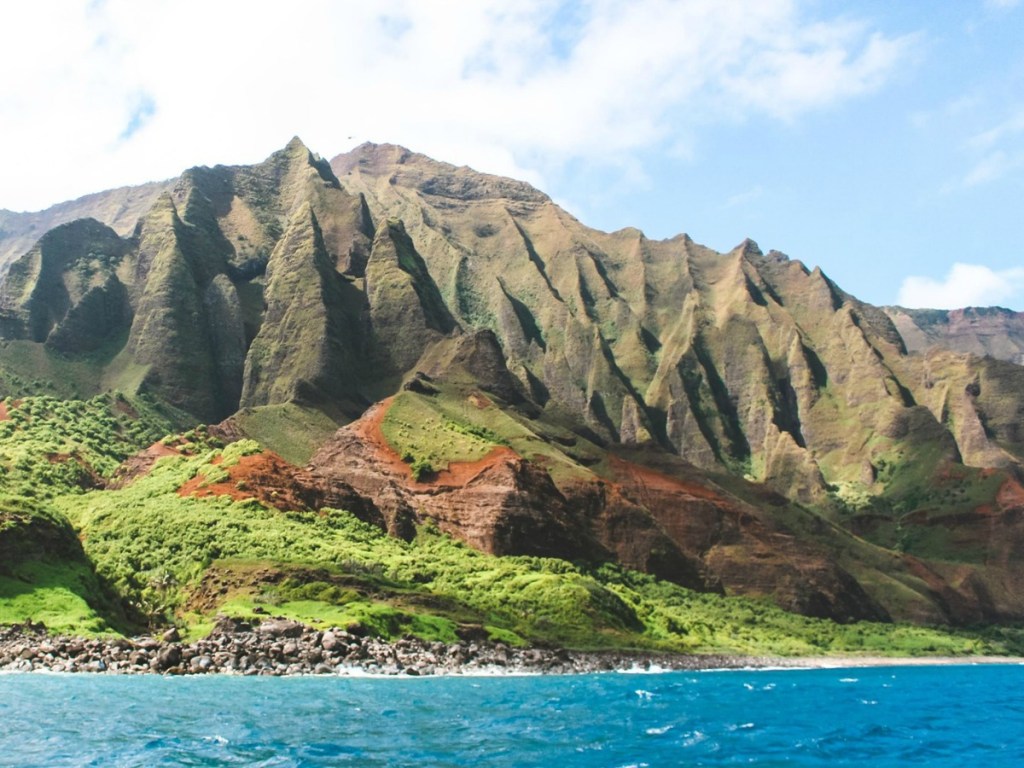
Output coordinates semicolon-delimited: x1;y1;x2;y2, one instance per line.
884;305;1024;365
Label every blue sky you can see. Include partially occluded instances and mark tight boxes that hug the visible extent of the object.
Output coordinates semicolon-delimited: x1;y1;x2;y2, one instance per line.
0;1;1022;309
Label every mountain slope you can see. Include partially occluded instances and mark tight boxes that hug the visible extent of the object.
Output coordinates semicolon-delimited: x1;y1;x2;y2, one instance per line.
330;144;1024;499
0;181;172;278
885;306;1024;365
0;138;1021;631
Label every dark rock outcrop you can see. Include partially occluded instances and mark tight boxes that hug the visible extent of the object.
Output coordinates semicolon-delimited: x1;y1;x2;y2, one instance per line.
0;621;803;677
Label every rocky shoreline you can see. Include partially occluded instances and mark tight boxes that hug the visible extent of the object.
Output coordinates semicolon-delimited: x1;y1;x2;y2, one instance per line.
5;620;1016;677
0;619;781;677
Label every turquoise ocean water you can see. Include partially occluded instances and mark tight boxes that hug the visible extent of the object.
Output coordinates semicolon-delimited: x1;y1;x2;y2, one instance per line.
2;664;1023;766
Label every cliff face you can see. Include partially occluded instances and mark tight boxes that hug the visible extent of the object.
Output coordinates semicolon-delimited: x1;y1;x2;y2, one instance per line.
885;306;1024;365
0;180;172;279
330;144;1024;500
0;139;384;422
307;394;891;623
1;138;1023;625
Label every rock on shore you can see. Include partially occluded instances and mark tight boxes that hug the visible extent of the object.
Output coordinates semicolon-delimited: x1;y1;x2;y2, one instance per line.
0;619;764;676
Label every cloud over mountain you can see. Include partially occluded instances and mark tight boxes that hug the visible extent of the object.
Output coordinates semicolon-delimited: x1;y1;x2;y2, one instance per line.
0;1;914;212
898;262;1024;309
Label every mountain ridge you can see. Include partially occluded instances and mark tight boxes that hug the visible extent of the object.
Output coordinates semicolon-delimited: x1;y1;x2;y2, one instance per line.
884;305;1024;365
0;138;1021;640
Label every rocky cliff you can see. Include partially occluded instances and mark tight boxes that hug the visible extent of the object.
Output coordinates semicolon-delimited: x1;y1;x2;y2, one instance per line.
0;138;1022;627
330;144;1023;498
885;306;1024;365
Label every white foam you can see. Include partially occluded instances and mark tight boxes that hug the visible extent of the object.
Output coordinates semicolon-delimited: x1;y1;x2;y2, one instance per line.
615;663;671;675
682;730;707;747
325;664;546;679
727;722;755;731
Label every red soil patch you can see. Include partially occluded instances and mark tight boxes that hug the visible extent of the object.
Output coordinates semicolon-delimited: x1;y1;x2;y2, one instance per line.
428;446;518;487
0;401;8;421
467;392;492;409
147;442;179;458
606;455;725;502
998;477;1024;509
350;397;519;487
107;441;183;489
177;451;316;512
348;397;411;477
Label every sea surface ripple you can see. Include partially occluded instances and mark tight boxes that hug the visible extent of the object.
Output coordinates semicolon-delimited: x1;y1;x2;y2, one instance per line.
2;664;1023;766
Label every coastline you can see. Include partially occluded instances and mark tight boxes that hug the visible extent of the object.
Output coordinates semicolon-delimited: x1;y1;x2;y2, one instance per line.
1;621;1019;677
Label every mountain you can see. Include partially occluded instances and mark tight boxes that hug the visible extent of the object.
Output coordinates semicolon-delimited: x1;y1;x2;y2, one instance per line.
0;181;172;277
885;306;1024;365
0;138;1023;646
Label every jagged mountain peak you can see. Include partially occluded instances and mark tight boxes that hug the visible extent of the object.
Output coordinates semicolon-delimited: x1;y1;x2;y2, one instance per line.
333;143;550;204
732;237;763;257
334;141;415;171
247;137;341;191
0;139;1023;628
885;304;1024;364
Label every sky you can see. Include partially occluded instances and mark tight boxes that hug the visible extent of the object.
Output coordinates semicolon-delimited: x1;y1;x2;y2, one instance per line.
1;0;1022;310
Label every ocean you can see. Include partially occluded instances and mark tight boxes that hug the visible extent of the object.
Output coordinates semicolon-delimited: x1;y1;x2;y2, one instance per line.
2;664;1022;766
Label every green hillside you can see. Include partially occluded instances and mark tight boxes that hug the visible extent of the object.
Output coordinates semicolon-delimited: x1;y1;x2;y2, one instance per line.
0;139;1022;652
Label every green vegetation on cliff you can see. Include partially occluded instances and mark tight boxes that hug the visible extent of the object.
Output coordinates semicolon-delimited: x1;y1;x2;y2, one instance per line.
0;139;1022;655
0;396;1015;656
27;441;1017;656
0;561;118;636
0;393;189;635
382;391;504;479
0;393;183;500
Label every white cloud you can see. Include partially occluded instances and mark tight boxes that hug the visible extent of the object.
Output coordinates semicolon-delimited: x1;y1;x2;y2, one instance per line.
724;185;765;208
985;0;1020;9
968;110;1024;150
963;150;1024;186
0;0;916;212
897;263;1024;309
947;108;1024;188
723;28;917;120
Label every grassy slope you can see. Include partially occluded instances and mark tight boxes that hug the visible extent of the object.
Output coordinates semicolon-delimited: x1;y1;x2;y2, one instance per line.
230;402;342;465
0;393;187;635
381;386;599;485
0;562;116;635
0;393;185;496
0;392;1018;656
48;441;1024;656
